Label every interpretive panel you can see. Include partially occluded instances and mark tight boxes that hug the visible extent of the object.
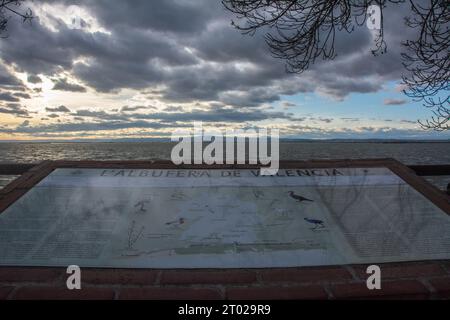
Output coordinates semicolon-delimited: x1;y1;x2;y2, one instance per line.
0;166;449;268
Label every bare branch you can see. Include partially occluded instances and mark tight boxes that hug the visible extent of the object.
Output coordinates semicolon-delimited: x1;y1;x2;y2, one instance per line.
402;0;449;131
0;0;33;38
222;1;403;73
224;0;449;130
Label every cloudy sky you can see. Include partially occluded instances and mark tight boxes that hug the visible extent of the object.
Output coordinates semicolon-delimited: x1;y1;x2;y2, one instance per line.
0;0;448;141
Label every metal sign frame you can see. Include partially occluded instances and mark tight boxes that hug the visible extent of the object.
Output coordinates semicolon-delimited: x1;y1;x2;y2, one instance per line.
0;158;449;215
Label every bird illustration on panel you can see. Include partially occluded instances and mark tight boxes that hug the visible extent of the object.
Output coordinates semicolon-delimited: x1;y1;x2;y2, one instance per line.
288;191;314;203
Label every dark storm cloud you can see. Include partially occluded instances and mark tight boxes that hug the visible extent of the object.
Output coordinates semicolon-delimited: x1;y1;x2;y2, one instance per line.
0;103;31;117
73;60;164;93
121;105;155;112
19;120;30;127
68;24;199;92
192;20;274;64
163;106;184;112
160;65;291;105
0;73;21;87
219;88;283;108
52;78;87;92
0;64;25;90
0;18;78;75
0;92;20;102
71;109;129;121
131;107;292;123
0;1;416;110
2;12;194;78
85;0;215;33
63;105;294;124
46;105;71;113
315;75;384;100
13;92;31;99
312;118;334;124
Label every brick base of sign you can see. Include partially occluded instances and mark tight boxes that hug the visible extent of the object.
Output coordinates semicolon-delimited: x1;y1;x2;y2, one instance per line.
1;261;450;300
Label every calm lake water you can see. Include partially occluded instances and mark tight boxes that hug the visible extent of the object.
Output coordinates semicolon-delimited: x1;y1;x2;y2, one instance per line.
0;141;449;189
1;141;450;164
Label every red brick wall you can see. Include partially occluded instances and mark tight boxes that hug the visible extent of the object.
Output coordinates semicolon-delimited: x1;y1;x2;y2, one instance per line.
1;260;449;300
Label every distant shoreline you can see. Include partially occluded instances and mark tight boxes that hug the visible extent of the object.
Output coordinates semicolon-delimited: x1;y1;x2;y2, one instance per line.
0;139;449;144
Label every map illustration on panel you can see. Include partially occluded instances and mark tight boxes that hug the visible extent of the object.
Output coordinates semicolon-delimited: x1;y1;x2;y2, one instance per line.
0;168;449;268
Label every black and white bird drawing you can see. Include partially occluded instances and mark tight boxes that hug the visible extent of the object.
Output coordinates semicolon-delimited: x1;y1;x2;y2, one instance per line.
304;218;325;230
288;191;314;203
165;218;185;226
